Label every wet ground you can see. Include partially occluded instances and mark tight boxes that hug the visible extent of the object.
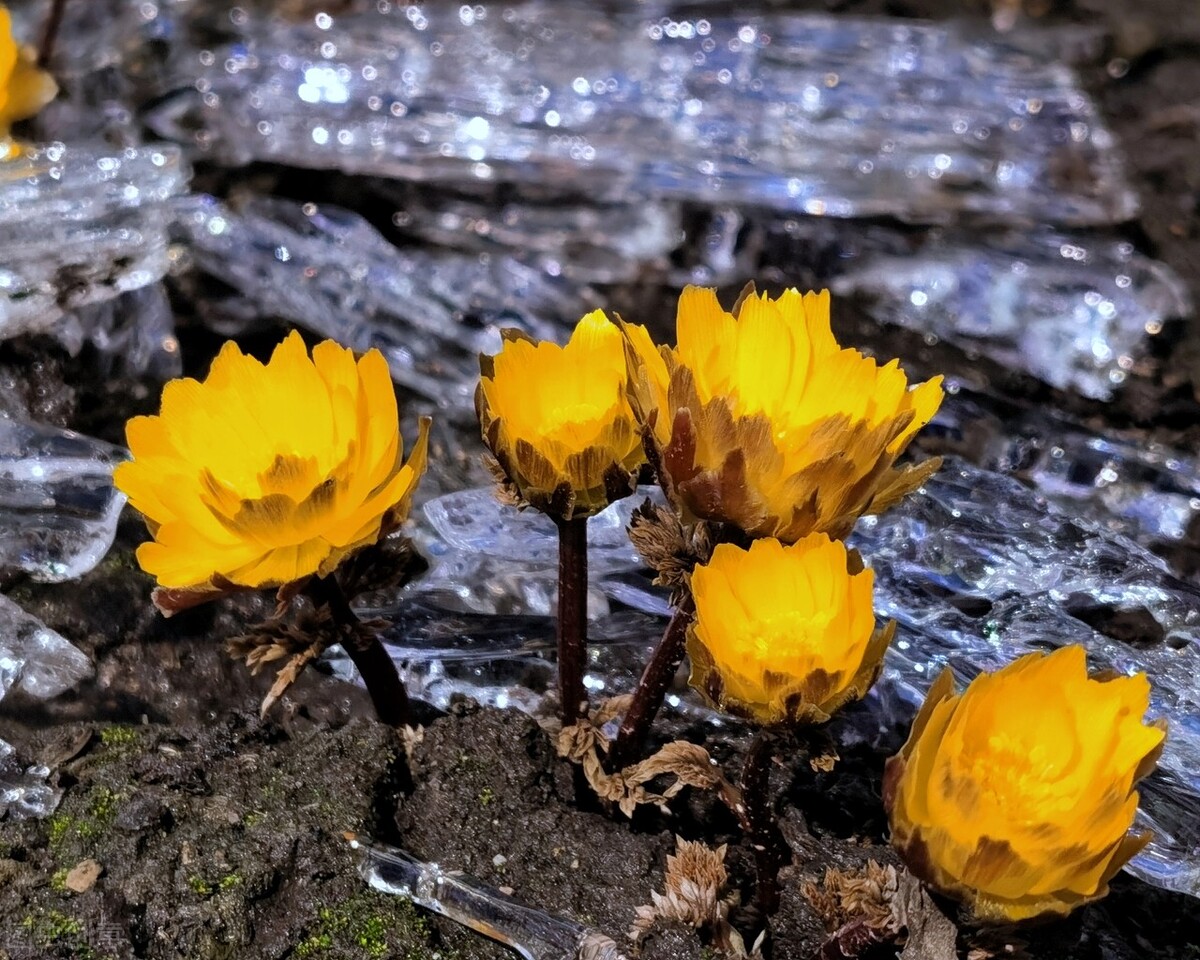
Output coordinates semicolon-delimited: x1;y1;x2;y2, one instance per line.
3;0;1200;957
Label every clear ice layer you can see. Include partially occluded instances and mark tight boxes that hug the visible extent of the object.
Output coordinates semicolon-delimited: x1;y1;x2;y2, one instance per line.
0;142;190;374
0;593;94;819
374;181;682;285
174;194;580;413
928;389;1200;548
146;5;1136;226
830;228;1191;400
0;416;128;583
382;450;1200;898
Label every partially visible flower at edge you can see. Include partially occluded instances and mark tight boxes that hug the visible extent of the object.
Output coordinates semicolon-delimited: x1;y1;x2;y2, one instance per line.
884;645;1166;922
0;6;57;156
686;534;894;726
619;285;944;542
476;309;646;521
114;331;431;614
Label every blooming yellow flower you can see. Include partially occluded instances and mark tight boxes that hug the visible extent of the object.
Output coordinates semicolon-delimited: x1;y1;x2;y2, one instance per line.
0;6;57;156
621;286;944;542
114;331;430;612
884;646;1166;922
476;310;645;520
686;534;893;726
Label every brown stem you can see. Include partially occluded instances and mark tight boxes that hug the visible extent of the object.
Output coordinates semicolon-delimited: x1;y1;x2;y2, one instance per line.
607;595;695;770
556;516;589;726
37;0;69;69
307;574;410;727
742;730;789;916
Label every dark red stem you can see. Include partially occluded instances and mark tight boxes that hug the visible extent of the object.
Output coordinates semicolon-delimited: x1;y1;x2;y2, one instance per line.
742;730;789;916
556;516;589;726
38;0;69;69
607;595;695;770
308;574;410;728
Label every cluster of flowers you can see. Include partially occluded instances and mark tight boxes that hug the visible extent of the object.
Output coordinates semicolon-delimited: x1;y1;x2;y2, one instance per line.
114;284;1165;924
476;287;1166;922
4;0;1169;935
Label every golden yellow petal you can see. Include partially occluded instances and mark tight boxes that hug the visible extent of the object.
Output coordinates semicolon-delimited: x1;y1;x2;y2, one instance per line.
619;320;671;439
675;286;735;400
0;48;56;129
0;11;17;87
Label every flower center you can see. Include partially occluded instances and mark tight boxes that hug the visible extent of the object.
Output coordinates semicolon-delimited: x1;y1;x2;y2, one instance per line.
739;608;837;666
968;734;1076;820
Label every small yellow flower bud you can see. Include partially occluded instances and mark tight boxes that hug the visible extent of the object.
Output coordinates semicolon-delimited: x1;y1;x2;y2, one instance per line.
686;535;893;726
476;310;646;521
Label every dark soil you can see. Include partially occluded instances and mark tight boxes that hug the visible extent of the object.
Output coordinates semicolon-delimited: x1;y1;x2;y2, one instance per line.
4;0;1200;957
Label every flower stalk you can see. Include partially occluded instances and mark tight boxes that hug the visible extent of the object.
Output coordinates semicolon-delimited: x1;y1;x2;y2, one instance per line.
607;596;694;771
555;516;590;726
740;730;788;916
305;574;411;728
38;0;68;68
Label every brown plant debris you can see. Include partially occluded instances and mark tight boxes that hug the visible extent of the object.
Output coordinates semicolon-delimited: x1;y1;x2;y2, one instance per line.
804;861;899;933
557;698;726;817
631;837;761;959
631;838;732;945
806;865;956;960
228;597;388;718
809;747;839;773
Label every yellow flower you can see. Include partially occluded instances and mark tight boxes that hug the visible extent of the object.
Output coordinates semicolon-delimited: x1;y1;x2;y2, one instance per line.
686;534;894;726
114;331;430;612
476;310;645;520
884;646;1167;922
0;6;57;155
621;286;944;541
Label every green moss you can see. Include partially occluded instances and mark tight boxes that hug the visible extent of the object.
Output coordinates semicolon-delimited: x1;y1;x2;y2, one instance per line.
99;725;141;748
49;785;127;859
292;891;436;960
47;813;73;853
50;868;69;893
188;875;214;897
21;908;82;939
17;907;113;958
187;872;242;898
477;786;495;807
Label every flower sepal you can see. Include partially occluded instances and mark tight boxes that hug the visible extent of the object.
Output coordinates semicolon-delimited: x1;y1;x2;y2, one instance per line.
688;617;895;727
